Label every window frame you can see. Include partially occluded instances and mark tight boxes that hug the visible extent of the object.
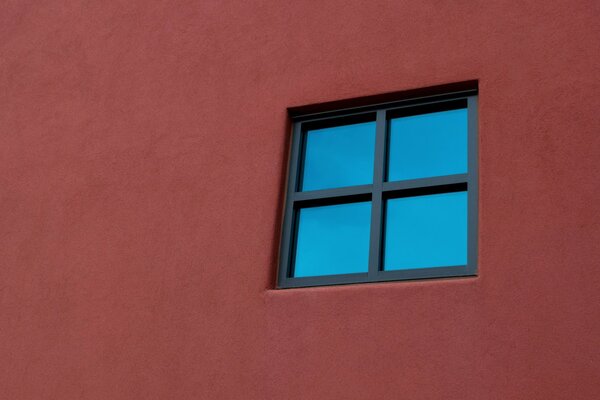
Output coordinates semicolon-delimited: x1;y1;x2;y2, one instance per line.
278;88;478;288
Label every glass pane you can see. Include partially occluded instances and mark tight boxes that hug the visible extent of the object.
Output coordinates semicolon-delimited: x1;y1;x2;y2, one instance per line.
301;121;375;191
387;108;467;181
293;201;371;277
384;191;467;270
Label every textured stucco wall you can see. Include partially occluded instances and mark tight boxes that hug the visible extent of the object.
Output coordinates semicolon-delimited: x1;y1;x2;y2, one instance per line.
1;1;599;399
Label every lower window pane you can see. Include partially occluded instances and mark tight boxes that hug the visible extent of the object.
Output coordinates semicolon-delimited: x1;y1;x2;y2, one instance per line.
293;201;371;277
384;191;467;270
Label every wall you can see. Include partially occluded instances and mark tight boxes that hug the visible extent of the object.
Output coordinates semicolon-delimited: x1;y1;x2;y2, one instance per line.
1;1;599;399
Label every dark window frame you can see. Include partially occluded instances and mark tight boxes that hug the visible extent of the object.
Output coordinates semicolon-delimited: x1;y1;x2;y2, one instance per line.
278;86;478;289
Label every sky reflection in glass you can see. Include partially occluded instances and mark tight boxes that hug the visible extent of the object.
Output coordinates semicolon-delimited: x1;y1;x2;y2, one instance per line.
384;192;467;270
388;108;467;181
301;122;375;191
293;201;371;277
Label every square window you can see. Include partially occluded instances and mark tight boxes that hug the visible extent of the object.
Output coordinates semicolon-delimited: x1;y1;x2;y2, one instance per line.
278;85;478;288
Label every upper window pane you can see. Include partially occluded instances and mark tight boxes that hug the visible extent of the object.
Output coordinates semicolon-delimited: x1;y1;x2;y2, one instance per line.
300;121;375;191
293;201;371;277
387;108;467;182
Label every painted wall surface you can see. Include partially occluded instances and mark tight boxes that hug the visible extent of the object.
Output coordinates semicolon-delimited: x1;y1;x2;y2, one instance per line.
1;1;599;399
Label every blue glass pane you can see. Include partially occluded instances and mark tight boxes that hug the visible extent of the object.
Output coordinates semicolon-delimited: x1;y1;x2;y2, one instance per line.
293;201;371;277
301;121;375;191
384;192;467;270
388;108;467;181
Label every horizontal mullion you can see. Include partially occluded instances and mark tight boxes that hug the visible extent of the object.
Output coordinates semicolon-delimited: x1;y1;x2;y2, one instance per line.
291;88;477;122
281;273;370;288
375;265;474;282
292;184;373;202
384;98;467;120
383;174;468;193
297;109;376;127
279;266;476;288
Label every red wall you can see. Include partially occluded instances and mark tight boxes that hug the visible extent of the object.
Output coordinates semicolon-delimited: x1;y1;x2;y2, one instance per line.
1;1;599;399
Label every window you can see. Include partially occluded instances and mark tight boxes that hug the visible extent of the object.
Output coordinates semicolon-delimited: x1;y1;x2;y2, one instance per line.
278;84;478;288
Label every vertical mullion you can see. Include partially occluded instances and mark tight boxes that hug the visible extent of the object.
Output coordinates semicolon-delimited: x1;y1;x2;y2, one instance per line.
368;110;386;279
467;96;478;275
278;122;303;287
